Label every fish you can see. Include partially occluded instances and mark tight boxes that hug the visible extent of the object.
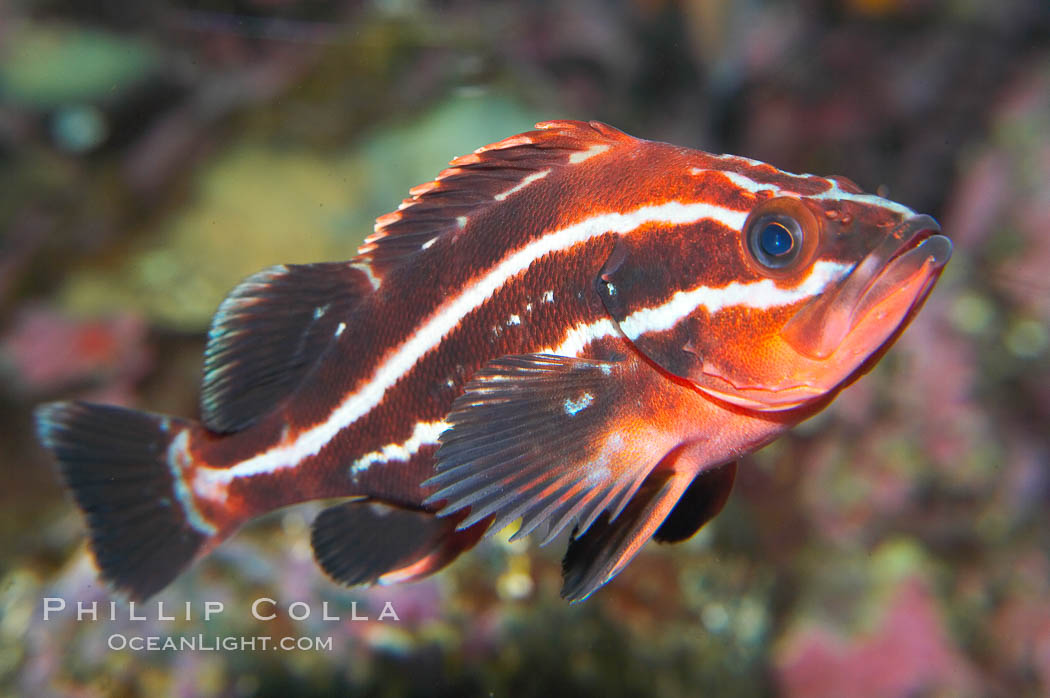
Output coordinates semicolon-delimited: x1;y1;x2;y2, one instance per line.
33;120;952;602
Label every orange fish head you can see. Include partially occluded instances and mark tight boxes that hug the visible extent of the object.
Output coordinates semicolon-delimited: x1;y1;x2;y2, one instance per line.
598;181;952;413
696;194;950;411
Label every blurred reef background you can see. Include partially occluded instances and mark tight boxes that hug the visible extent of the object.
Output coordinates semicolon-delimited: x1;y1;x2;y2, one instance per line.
2;0;1049;696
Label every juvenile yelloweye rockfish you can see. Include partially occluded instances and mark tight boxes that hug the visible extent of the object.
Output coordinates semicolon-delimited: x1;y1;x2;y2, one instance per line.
35;121;952;602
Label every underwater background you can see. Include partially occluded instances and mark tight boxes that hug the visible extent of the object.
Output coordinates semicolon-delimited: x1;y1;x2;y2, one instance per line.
1;1;1048;696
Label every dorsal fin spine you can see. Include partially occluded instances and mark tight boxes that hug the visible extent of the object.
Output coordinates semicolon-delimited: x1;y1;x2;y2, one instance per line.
356;120;634;275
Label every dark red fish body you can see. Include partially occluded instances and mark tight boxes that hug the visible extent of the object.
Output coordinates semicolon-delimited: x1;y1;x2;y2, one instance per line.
35;121;951;601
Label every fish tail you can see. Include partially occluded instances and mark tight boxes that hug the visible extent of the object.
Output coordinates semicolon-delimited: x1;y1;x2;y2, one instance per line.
34;401;219;599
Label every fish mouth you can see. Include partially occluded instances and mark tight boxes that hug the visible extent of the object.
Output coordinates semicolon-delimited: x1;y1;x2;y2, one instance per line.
780;214;952;361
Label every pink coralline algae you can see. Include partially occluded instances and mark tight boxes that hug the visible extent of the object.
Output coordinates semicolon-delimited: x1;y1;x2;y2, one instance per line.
0;305;151;401
776;577;977;698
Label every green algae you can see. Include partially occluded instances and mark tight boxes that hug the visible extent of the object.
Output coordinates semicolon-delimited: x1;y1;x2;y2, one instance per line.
57;91;543;330
0;23;160;108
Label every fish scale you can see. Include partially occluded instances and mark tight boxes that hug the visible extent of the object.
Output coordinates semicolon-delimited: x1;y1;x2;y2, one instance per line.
34;120;951;602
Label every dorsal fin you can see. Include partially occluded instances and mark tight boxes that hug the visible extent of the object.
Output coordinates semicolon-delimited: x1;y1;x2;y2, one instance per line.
356;120;633;276
200;262;375;433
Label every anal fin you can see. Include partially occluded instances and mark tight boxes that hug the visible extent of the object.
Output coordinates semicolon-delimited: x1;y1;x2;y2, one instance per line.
310;501;487;587
201;262;375;433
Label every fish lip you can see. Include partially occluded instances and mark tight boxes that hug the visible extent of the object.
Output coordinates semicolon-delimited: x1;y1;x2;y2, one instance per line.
847;215;947;318
874;215;950;277
849;215;951;327
780;215;951;361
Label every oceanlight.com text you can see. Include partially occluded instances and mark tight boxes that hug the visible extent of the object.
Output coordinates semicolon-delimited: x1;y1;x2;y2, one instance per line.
107;633;334;652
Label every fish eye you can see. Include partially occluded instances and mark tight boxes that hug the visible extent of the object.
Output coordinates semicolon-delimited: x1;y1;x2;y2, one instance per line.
760;223;793;257
747;215;803;269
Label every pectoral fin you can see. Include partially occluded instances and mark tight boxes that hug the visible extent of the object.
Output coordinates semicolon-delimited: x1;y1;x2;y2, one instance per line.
423;353;679;547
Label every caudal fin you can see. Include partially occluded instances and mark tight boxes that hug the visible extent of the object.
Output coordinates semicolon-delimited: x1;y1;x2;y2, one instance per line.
34;402;213;599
